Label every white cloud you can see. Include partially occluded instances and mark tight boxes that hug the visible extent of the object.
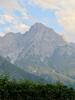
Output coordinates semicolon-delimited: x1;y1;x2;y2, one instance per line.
0;13;29;34
0;0;29;18
0;0;29;35
31;0;75;42
3;14;15;23
1;23;29;35
15;23;29;33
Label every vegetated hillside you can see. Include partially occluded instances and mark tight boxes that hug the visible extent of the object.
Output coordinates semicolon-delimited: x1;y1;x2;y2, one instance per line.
0;56;41;81
0;55;75;86
0;76;75;100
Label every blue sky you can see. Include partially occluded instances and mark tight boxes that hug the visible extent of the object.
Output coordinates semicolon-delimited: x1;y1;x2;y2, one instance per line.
0;0;75;42
20;0;64;33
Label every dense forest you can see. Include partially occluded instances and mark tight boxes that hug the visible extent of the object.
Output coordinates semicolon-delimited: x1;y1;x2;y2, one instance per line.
0;76;75;100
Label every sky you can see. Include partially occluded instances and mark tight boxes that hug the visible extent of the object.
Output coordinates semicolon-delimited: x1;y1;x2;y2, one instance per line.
0;0;75;42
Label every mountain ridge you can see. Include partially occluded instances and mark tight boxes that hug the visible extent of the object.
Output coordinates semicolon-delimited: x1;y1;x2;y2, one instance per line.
0;23;75;85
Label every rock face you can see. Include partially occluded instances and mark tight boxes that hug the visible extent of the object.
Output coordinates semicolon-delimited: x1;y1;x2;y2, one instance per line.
0;23;75;83
15;23;65;69
0;56;41;81
50;43;75;78
0;23;65;67
0;32;24;63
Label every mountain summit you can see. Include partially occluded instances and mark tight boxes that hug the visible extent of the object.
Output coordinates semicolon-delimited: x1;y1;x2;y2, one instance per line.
16;23;65;68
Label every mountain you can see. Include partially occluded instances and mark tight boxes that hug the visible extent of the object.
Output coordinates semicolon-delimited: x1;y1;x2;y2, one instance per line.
0;56;42;81
0;55;75;86
0;23;75;85
15;23;65;69
0;32;24;63
50;43;75;79
1;56;75;86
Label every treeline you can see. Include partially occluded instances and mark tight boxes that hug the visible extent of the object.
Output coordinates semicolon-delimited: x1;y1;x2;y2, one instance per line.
0;76;75;100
